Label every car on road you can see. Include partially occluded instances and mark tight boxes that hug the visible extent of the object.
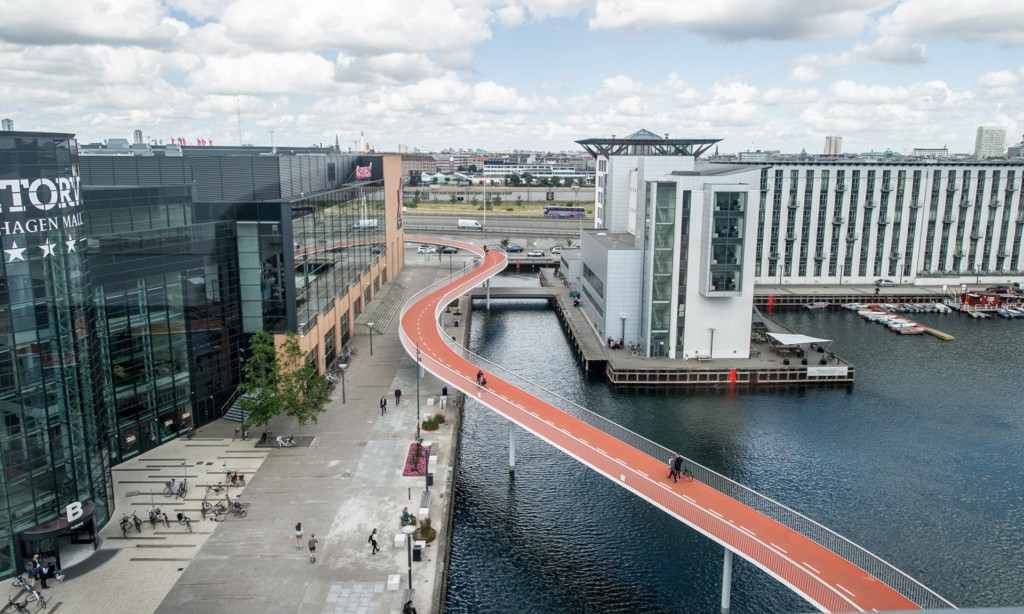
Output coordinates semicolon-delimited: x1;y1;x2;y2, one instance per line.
875;278;897;287
440;246;458;254
457;218;483;230
527;250;544;257
417;245;437;254
504;244;524;253
550;246;562;254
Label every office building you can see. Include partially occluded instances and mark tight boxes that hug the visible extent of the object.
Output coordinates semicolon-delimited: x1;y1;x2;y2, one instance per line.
132;129;143;145
0;119;12;132
577;130;760;360
975;126;1007;159
0;130;404;577
824;136;843;156
741;159;1024;285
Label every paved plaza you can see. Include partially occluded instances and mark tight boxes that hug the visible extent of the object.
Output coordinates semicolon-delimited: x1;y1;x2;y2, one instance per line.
41;254;468;614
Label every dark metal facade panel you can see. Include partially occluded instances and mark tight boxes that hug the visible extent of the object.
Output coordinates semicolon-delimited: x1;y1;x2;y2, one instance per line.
219;156;251;202
252;157;281;200
191;157;225;201
80;156;192;188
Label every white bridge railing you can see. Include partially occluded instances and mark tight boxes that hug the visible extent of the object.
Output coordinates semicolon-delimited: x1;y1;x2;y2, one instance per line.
398;237;956;611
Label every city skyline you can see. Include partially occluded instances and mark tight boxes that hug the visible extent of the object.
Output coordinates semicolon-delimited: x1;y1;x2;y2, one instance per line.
1;1;1023;153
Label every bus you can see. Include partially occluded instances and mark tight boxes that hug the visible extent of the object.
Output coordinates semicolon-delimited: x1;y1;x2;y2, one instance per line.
543;206;585;219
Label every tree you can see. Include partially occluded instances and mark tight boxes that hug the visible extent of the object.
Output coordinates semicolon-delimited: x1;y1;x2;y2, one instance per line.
239;331;330;431
239;331;282;430
468;164;479;173
450;193;458;203
277;334;330;426
522;173;534;186
492;194;502;206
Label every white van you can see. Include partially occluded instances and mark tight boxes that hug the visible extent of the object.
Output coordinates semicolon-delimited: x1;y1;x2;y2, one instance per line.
352;218;379;230
457;219;483;230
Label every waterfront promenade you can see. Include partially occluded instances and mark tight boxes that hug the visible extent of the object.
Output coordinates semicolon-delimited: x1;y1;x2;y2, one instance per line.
147;258;459;614
152;259;457;614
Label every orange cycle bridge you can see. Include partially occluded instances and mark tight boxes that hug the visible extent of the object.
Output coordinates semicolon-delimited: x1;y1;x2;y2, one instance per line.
399;235;954;613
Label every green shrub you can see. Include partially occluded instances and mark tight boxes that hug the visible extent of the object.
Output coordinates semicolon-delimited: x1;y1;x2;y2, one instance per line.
422;417;439;431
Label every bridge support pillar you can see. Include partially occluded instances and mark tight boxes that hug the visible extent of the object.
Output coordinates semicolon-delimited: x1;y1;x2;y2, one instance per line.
486;281;491;311
720;548;733;614
508;422;515;474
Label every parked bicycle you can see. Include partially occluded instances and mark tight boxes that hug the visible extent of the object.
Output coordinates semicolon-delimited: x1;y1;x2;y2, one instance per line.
175;512;193;533
4;594;29;613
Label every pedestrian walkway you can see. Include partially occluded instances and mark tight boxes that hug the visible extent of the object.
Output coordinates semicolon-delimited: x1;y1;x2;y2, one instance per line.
154;259;461;614
35;436;267;614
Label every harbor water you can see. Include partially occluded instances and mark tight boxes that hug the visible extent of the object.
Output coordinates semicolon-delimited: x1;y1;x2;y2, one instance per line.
445;277;1024;613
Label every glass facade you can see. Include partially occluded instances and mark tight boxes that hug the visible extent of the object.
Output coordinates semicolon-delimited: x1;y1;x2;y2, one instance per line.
84;185;242;462
291;183;386;334
0;133;111;577
706;192;746;294
650;183;676;358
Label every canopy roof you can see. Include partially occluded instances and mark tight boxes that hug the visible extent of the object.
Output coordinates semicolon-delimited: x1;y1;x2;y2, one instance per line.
767;333;831;346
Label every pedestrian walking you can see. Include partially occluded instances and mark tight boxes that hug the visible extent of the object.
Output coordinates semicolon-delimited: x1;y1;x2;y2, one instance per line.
380;396;388;416
395;388;402;405
667;455;678;482
440;385;448;409
162;511;170;528
295;522;304;550
368;528;380;555
475;370;483;385
308;534;319;563
38;562;49;589
672;456;684;483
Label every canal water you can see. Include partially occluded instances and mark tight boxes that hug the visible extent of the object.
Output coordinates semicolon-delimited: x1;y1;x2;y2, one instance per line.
445;276;1024;613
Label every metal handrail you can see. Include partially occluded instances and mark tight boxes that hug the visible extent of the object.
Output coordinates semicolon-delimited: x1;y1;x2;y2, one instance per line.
399;237;955;610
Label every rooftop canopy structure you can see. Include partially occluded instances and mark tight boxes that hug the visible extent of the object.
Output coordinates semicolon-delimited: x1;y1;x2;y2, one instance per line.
576;128;720;158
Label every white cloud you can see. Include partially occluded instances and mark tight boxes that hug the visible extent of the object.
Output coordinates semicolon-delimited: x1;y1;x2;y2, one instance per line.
220;0;493;53
590;0;886;40
763;87;820;105
189;52;338;94
601;74;641;96
791;36;926;82
0;0;188;48
979;70;1020;88
879;1;1024;46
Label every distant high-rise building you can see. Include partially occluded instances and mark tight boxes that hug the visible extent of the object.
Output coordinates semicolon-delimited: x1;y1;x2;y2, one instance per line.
1007;134;1024;159
1;118;13;131
974;126;1007;158
132;129;143;145
824;135;843;155
912;147;949;158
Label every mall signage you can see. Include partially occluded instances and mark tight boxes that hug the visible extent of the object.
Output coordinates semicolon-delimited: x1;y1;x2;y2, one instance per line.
0;174;85;238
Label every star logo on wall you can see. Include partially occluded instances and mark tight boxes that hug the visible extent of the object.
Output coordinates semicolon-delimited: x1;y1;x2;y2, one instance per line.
4;241;26;263
66;239;77;253
40;242;56;258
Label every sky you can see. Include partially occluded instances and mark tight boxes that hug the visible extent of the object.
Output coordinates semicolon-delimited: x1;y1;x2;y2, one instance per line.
1;0;1023;154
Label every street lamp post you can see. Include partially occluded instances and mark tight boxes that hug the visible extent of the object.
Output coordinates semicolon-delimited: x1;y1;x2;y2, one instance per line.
415;346;421;442
338;362;347;404
619;313;627;346
367;321;375;356
400;524;416;590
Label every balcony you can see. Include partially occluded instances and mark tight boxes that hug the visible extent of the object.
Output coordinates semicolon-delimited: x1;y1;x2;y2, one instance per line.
846;233;857;242
946;185;958;192
942;218;955;225
881;184;892;192
836;185;846;193
878;218;889;226
832;217;844;225
864;202;876;209
990;201;1002;208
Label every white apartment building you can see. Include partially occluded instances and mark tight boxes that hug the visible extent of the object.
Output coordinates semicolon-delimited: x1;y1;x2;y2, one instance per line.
577;130;760;360
975;126;1007;159
746;161;1024;285
482;161;589;179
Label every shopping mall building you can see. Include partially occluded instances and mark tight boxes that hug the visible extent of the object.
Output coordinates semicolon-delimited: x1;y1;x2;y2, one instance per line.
0;131;404;575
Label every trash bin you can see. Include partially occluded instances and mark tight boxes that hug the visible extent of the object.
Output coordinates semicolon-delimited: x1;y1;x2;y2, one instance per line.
413;541;424;562
426;472;434;487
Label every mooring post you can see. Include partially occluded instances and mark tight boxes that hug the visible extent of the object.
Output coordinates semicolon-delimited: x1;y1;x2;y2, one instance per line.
508;422;516;474
721;548;733;614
